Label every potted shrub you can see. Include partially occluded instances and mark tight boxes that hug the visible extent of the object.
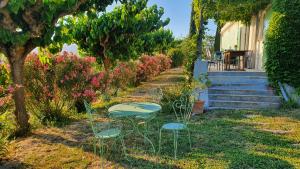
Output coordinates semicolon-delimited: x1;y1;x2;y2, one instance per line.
191;74;211;115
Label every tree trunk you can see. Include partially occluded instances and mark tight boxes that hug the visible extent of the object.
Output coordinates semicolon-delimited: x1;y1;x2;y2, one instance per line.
100;41;111;71
8;49;30;136
103;57;111;71
197;8;204;59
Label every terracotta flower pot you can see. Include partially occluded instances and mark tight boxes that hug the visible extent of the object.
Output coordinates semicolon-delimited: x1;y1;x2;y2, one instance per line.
192;100;205;115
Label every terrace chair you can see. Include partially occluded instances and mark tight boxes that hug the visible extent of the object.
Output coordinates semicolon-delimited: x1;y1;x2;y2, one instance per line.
83;100;127;161
158;92;193;159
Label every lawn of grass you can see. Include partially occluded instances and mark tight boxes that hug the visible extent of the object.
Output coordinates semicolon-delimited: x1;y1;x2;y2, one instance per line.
2;108;300;169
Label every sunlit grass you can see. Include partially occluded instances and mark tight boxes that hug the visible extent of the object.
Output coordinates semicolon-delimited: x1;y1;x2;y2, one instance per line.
4;108;300;168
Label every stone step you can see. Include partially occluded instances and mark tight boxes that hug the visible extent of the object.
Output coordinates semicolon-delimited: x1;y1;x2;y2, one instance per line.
209;94;281;102
209;100;281;109
210;84;269;90
208;71;266;77
208;89;275;96
209;76;268;85
207;107;254;110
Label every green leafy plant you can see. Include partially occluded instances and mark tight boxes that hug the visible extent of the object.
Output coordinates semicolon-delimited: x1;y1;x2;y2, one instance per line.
0;135;7;158
168;48;185;68
265;0;300;90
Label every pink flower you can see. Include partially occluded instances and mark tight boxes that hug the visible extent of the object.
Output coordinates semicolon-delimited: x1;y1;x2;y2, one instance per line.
56;56;64;63
0;99;4;107
91;76;100;88
7;85;14;93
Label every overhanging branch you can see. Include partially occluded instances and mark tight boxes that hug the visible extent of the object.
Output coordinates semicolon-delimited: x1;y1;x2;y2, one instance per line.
51;0;88;26
0;8;18;31
0;43;8;56
0;0;8;8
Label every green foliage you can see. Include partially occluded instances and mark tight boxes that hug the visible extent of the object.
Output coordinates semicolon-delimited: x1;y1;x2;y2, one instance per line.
161;86;185;114
137;29;174;55
265;0;300;89
281;100;299;110
0;63;12;116
190;0;271;34
167;48;185;68
177;36;198;79
0;64;9;87
0;0;115;47
56;0;170;67
0;133;7;158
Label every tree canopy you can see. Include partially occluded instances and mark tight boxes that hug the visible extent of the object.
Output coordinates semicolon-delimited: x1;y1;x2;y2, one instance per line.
0;0;122;136
54;0;170;70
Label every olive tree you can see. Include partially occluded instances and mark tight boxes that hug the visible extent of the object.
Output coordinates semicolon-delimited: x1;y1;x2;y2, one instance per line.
0;0;117;136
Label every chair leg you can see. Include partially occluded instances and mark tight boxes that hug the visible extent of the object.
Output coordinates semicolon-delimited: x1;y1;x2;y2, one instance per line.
173;130;179;159
187;129;192;150
98;139;104;169
158;128;163;154
93;138;97;155
119;135;127;159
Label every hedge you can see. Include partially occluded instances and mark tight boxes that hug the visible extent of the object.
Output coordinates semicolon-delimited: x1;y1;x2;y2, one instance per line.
265;0;300;89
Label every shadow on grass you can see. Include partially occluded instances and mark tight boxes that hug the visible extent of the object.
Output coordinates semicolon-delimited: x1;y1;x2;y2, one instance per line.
185;110;298;169
15;108;299;168
259;108;300;121
0;159;33;169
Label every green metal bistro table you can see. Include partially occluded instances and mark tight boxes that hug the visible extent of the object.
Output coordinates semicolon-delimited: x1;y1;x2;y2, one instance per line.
108;102;161;153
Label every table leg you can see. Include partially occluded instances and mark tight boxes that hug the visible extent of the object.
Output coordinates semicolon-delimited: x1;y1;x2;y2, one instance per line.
127;118;156;153
242;55;245;70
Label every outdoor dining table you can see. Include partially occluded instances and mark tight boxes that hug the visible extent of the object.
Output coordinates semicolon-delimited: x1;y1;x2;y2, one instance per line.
223;50;248;71
108;102;162;153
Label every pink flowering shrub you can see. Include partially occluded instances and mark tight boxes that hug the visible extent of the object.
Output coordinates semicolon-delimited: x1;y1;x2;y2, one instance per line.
0;63;13;114
91;71;112;94
24;52;97;123
111;62;137;94
136;54;172;84
156;54;172;72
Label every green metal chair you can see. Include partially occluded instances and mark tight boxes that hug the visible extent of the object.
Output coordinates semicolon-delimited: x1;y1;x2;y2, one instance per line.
134;88;163;152
158;92;193;159
83;100;127;161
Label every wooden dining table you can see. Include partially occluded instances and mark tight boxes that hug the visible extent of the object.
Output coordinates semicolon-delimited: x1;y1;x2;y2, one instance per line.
223;50;248;71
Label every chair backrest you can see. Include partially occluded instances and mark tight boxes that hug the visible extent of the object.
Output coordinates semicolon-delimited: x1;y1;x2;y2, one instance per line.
150;88;163;103
84;100;98;134
214;51;222;60
206;48;212;60
172;92;194;124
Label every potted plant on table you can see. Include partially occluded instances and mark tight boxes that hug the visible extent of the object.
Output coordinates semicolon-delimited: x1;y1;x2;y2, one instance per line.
190;73;211;115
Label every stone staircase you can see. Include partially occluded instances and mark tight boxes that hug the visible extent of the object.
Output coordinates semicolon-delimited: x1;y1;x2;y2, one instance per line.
208;71;282;110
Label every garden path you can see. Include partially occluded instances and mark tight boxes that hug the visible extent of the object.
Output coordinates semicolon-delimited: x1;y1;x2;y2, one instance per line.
126;67;185;100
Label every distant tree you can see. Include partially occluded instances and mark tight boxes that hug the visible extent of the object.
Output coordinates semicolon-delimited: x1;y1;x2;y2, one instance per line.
0;0;116;136
189;0;197;37
137;29;174;55
56;0;170;70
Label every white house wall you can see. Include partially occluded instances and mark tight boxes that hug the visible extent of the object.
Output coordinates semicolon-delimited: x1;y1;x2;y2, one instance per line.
220;22;240;50
220;5;272;71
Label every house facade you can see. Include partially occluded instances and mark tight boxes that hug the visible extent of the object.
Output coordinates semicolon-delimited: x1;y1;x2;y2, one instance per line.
220;5;273;71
